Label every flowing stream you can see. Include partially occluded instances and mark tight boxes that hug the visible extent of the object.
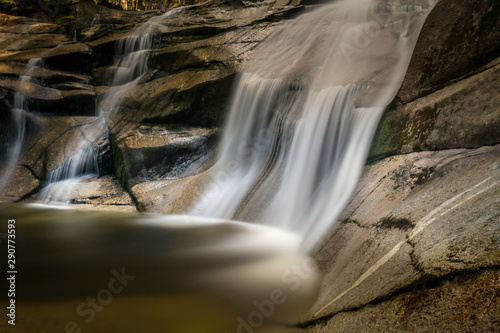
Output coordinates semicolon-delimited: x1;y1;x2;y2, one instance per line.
191;0;437;252
0;58;42;193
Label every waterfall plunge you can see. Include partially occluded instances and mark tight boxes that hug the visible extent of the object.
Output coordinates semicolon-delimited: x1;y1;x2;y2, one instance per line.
191;0;437;252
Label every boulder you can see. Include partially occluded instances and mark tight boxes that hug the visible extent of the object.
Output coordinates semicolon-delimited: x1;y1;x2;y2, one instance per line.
398;0;500;104
130;172;210;213
0;115;110;201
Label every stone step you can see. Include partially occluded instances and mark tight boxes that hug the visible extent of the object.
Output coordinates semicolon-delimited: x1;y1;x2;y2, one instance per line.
0;42;93;74
114;124;219;189
0;79;96;116
0;62;90;84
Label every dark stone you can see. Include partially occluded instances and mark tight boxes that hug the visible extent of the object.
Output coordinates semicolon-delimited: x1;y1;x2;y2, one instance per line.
398;0;500;103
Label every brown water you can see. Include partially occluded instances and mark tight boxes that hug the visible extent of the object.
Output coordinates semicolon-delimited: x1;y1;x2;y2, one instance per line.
0;203;319;332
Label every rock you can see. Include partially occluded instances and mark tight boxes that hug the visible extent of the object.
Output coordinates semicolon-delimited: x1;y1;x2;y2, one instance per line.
31;175;136;212
305;270;500;333
0;165;40;202
0;42;93;74
113;124;218;188
370;59;500;160
0;79;96;116
398;0;500;104
0;62;90;85
43;42;93;74
0;22;65;34
0;33;69;52
0;115;110;201
130;170;211;213
305;145;500;323
117;68;236;127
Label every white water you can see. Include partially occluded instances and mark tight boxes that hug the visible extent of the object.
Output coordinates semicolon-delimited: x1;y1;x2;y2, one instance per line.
40;9;182;202
191;0;437;252
100;8;181;119
0;58;42;194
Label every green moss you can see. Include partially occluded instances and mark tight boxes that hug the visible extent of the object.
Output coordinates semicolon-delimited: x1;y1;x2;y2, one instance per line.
56;15;75;25
369;108;404;162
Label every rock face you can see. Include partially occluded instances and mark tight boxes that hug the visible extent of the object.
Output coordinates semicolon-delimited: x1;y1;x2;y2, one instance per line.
0;0;499;331
0;0;286;204
302;145;500;331
305;270;500;333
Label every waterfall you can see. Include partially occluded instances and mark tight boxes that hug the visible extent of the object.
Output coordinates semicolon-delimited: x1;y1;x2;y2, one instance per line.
191;0;437;252
99;8;181;119
0;58;42;193
39;9;181;202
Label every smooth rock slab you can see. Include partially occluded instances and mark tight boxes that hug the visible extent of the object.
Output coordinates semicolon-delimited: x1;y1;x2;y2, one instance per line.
307;145;500;320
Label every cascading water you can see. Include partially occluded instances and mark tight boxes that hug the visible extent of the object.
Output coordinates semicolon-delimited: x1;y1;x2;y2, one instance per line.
99;8;181;119
0;2;441;332
40;9;181;203
191;0;437;252
0;58;42;194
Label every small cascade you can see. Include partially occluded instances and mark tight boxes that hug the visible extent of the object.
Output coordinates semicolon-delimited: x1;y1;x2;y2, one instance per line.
191;0;437;252
45;147;98;183
39;9;181;202
99;8;181;118
0;58;42;193
38;146;98;203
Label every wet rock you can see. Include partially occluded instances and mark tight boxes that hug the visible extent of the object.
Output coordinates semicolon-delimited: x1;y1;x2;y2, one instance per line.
0;42;92;71
0;115;109;201
0;62;90;85
43;42;93;74
118;68;235;127
0;79;96;116
31;175;136;212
